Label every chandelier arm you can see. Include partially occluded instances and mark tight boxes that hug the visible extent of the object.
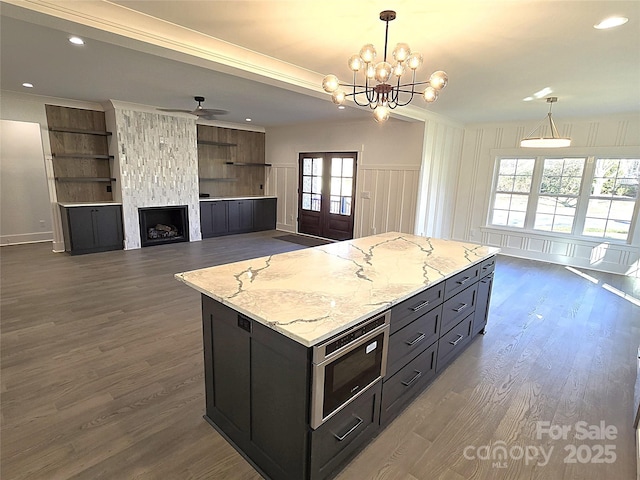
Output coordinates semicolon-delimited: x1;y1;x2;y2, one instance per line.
393;93;417;107
548;113;561;139
523;117;549;139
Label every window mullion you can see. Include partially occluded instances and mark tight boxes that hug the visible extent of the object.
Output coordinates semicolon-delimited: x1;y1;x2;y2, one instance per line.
524;156;544;230
573;156;594;236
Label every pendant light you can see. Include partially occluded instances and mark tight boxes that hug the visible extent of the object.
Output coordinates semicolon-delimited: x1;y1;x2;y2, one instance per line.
520;97;571;148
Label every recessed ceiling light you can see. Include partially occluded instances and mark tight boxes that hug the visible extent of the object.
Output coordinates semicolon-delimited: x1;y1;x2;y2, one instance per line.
523;96;534;102
68;36;85;45
594;16;629;29
245;118;252;122
338;105;346;110
22;82;34;88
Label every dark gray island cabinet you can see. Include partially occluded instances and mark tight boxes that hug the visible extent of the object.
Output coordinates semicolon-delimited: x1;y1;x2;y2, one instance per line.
176;232;499;480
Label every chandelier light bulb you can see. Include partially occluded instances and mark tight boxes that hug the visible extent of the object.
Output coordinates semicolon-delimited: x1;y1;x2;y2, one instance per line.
392;63;405;77
322;74;340;93
429;71;448;90
374;62;392;83
360;44;377;63
392;43;411;62
365;64;376;79
332;90;346;105
348;55;364;72
373;105;390;123
406;52;423;70
423;86;438;103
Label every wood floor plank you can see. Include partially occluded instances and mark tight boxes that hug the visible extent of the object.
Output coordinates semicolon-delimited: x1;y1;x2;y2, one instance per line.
1;234;639;480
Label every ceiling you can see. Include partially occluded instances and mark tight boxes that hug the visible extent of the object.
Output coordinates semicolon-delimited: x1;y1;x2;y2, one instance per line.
1;0;639;128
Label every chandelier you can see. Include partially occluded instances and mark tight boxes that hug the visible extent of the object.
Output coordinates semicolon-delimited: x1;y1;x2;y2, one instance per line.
321;10;448;123
520;97;572;148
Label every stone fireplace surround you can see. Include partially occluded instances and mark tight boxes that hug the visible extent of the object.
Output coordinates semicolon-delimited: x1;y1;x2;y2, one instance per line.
105;101;202;250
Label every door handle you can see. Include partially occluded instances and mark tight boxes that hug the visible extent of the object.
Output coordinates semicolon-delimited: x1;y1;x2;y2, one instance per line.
410;300;430;312
401;370;423;387
449;334;464;346
405;332;426;346
456;276;471;285
453;303;468;313
333;415;364;441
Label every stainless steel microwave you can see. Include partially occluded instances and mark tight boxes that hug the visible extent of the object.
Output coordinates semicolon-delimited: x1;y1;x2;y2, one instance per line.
310;311;390;429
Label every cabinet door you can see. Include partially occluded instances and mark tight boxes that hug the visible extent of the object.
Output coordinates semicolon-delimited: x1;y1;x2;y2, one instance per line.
211;313;251;433
200;202;214;238
211;201;229;235
93;206;123;248
253;198;277;231
472;272;493;336
228;200;253;233
66;207;96;251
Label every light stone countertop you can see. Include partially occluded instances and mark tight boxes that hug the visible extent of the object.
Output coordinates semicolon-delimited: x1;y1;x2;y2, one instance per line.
175;232;500;347
199;196;277;201
59;202;122;207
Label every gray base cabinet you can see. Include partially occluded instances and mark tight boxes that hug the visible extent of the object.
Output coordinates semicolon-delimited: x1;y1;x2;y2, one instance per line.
199;255;496;480
60;205;123;255
200;198;276;238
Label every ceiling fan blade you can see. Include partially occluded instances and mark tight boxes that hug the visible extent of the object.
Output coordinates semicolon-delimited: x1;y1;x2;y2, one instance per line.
157;108;193;113
193;108;229;116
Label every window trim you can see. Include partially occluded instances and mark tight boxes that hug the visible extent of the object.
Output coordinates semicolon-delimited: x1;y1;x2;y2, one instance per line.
487;147;640;245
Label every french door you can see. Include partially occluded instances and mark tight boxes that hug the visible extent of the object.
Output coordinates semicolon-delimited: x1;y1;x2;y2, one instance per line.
298;152;357;241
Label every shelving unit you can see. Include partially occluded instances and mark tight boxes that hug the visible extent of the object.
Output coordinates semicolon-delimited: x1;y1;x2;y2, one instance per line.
46;105;116;203
197;125;266;198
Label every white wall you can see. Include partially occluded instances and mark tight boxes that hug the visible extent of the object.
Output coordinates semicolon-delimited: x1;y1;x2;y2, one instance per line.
0;91;105;250
452;113;640;276
265;117;464;239
0;120;51;245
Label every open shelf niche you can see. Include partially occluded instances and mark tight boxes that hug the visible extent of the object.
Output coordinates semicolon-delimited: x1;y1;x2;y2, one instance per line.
45;105;116;203
197;125;267;198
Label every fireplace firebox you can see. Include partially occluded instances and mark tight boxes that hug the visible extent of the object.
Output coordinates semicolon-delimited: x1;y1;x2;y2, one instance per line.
138;206;189;247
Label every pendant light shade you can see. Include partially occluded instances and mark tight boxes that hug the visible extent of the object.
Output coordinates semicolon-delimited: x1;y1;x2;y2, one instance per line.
520;97;571;148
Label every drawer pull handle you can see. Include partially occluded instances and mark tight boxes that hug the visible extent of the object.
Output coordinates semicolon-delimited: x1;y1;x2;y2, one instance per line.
410;300;430;312
456;276;471;285
453;303;468;313
405;332;426;346
449;334;464;346
401;370;423;387
333;415;364;442
482;262;494;270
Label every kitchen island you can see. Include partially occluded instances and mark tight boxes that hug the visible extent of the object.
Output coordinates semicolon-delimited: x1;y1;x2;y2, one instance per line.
175;232;499;480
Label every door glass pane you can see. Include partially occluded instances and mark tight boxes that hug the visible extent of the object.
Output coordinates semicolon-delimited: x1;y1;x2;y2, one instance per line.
341;197;352;215
342;158;354;177
302;193;311;210
330;195;340;214
311;194;321;211
331;158;342;177
303;158;312;176
341;178;353;196
331;177;341;196
312;176;322;194
303;176;311;193
312;158;323;176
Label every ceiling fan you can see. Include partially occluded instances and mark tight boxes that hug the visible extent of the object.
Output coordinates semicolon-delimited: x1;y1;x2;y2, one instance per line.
158;96;228;119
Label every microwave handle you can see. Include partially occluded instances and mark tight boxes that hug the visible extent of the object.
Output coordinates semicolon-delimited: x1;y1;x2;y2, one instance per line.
333;415;364;441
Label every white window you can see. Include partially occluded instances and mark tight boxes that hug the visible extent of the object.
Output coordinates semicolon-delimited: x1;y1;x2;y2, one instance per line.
489;156;639;243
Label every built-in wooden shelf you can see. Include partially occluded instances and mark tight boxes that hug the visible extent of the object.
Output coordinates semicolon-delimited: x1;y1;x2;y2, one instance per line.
225;162;272;167
197;140;237;147
49;127;112;136
52;153;114;159
200;177;238;182
55;177;116;183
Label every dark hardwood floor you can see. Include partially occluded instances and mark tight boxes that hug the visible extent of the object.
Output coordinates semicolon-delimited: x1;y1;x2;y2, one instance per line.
1;231;639;480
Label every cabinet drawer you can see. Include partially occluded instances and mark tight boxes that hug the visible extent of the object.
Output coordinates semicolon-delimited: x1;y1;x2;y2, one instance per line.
309;381;381;480
436;313;474;373
387;306;440;377
480;255;496;277
441;283;477;335
444;264;480;300
381;342;437;425
390;282;444;334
